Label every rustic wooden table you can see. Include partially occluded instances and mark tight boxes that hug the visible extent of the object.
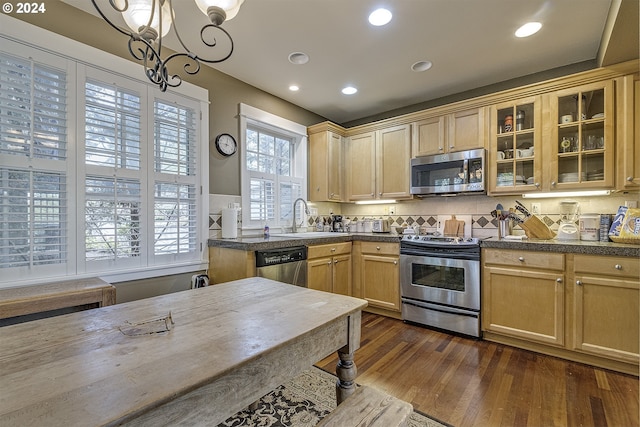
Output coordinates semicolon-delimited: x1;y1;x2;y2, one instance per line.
0;277;367;426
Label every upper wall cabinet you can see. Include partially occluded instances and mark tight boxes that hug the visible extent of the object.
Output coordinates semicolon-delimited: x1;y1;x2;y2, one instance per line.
543;80;615;192
615;74;640;191
412;107;486;157
309;126;344;202
489;96;542;194
346;124;412;201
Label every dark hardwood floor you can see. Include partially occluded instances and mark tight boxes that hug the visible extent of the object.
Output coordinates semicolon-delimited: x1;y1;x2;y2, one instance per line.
317;313;639;427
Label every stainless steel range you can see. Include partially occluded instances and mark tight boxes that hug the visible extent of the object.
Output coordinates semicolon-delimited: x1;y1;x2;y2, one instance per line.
400;235;481;337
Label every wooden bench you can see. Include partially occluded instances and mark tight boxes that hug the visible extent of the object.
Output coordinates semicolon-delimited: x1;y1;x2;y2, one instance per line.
317;385;413;427
0;277;116;326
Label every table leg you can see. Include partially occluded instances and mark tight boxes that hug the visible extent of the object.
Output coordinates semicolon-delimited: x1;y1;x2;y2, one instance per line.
335;349;357;405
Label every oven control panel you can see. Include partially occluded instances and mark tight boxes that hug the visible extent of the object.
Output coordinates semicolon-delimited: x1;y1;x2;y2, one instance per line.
401;235;478;245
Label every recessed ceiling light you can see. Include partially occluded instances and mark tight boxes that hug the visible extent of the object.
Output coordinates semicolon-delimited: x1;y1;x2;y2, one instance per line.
515;22;542;38
368;8;392;26
342;86;358;95
289;85;299;92
288;52;309;65
411;61;433;72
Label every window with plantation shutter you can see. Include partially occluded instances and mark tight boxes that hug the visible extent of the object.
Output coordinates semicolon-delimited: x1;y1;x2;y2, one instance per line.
85;81;141;169
153;99;198;259
242;117;306;230
0;169;67;269
0;49;69;279
85;176;141;261
0;52;67;160
83;79;143;269
0;21;209;287
154;183;196;255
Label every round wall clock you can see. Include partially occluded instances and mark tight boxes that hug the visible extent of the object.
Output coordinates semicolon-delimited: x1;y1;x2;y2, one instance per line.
214;133;237;157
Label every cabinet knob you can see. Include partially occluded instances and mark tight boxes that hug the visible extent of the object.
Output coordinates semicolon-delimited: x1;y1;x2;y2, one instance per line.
376;246;381;250
439;147;444;151
393;260;397;265
331;248;336;252
615;264;622;270
576;280;583;286
534;182;540;188
371;193;374;197
627;176;634;182
379;192;382;196
327;261;332;265
518;256;525;262
551;181;556;187
329;192;334;197
449;145;455;149
556;278;563;283
334;259;338;264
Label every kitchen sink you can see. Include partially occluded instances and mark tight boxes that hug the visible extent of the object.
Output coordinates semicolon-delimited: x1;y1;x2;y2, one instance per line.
271;232;350;238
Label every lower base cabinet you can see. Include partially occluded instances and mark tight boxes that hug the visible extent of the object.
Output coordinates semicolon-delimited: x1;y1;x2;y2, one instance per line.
307;242;352;295
353;242;400;313
482;248;639;375
572;254;639;365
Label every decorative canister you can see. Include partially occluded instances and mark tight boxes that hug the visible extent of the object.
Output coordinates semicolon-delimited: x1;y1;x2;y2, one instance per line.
579;214;600;241
504;115;513;132
515;110;525;131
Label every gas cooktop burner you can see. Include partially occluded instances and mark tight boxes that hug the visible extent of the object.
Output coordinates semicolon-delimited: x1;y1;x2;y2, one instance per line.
401;234;480;246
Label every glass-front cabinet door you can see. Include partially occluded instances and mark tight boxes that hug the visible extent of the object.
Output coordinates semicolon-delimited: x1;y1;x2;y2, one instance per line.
489;96;541;194
547;81;614;190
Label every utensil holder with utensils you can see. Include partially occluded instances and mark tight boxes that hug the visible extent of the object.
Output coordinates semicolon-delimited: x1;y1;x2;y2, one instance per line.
498;220;512;239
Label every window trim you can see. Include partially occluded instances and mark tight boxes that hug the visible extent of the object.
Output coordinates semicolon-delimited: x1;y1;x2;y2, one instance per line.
239;103;307;232
0;15;209;288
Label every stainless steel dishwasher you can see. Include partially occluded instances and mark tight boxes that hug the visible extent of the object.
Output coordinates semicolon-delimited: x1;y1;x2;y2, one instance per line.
255;246;307;287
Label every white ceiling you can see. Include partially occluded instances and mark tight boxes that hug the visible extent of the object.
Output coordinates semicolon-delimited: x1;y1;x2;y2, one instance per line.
64;1;633;125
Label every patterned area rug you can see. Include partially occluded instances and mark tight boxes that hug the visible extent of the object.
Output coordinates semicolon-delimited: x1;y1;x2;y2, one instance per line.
218;367;448;427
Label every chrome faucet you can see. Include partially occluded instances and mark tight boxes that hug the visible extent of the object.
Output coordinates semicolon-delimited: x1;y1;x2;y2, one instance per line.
292;198;310;233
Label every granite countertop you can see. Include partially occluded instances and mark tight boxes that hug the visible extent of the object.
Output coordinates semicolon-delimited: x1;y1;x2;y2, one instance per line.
208;232;401;251
481;238;640;257
209;232;639;257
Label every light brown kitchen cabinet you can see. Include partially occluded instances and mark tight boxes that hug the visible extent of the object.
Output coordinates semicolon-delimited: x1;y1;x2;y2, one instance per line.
412;108;486;157
353;241;400;313
209;247;255;284
483;248;638;375
488;96;542;194
345;131;376;201
615;74;640;190
346;125;411;201
543;80;615;191
571;254;639;365
482;249;565;346
308;123;345;202
307;242;352;296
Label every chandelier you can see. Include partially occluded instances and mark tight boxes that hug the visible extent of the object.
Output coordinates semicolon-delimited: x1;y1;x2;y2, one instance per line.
91;0;244;91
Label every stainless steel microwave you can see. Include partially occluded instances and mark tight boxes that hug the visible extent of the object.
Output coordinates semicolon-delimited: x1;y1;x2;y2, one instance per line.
410;148;485;196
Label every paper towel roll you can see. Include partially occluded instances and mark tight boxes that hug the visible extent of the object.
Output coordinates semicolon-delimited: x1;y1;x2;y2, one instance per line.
221;208;238;238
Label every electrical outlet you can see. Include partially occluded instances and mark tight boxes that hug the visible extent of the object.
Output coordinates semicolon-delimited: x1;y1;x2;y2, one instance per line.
531;203;541;214
625;200;638;209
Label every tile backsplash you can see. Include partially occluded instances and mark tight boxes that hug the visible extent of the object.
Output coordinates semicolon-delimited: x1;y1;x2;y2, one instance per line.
209;193;638;240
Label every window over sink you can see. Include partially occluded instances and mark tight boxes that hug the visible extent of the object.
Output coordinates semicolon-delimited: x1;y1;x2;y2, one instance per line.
239;104;307;231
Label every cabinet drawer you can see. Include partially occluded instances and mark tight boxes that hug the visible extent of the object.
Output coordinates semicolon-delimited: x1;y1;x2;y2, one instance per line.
483;249;564;271
307;242;352;259
359;241;399;256
574;254;639;279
